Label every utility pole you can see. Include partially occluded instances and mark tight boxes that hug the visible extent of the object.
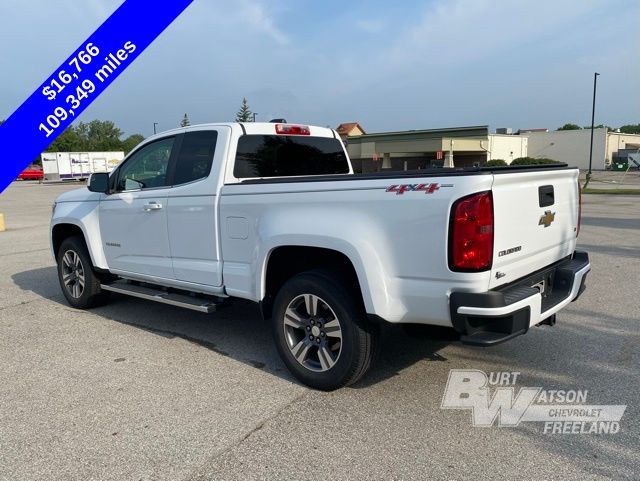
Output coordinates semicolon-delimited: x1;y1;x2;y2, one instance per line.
585;72;600;188
252;113;258;122
153;122;158;135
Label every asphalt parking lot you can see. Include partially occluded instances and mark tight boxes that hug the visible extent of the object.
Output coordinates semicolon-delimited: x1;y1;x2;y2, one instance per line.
0;180;638;481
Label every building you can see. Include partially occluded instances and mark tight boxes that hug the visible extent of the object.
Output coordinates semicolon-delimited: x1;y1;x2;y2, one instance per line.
522;128;640;170
339;121;640;172
340;125;528;172
336;122;366;139
606;132;640;166
487;133;528;163
517;128;549;134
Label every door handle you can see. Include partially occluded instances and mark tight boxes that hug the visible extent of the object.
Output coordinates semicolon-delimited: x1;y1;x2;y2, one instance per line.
143;201;163;211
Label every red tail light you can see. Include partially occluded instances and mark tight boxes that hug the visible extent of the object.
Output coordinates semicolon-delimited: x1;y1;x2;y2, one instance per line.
576;180;582;237
449;191;494;271
275;124;310;135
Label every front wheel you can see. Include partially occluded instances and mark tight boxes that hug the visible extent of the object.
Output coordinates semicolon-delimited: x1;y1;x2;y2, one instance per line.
272;270;377;391
57;236;110;309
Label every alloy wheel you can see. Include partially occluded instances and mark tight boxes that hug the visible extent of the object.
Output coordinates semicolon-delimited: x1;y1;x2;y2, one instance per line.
61;250;85;299
283;294;343;372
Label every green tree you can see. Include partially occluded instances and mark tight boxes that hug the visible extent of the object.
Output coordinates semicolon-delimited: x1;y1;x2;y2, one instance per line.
122;134;145;154
47;126;82;152
486;159;508;166
619;124;640;134
85;120;123;151
511;157;561;165
74;121;90;149
235;98;253;122
0;119;4;126
583;124;612;130
557;123;582;131
180;113;191;127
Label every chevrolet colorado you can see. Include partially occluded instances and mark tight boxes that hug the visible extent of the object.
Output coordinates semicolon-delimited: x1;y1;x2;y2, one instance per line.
50;122;590;390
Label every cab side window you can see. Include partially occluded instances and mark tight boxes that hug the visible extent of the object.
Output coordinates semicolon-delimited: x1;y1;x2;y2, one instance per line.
173;130;218;185
116;137;175;191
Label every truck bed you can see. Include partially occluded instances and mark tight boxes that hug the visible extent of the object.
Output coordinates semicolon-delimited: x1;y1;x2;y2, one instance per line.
237;163;572;184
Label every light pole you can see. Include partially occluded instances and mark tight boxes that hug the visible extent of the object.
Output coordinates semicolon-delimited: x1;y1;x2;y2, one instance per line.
153;122;158;135
585;72;600;188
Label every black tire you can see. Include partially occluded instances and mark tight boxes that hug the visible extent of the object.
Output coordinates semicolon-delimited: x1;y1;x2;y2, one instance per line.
57;236;110;309
272;269;377;391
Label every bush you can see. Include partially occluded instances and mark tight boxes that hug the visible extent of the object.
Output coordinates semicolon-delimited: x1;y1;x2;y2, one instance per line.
510;157;561;165
486;159;508;166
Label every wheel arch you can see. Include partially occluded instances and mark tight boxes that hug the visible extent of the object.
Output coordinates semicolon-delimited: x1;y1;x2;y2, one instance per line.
52;223;85;256
51;221;106;268
260;245;373;320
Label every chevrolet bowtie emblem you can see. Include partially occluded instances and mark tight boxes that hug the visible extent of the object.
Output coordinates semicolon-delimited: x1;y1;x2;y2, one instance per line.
539;210;556;228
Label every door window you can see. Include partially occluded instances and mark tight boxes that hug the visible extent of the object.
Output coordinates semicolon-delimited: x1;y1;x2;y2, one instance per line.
173;131;218;185
116;137;175;191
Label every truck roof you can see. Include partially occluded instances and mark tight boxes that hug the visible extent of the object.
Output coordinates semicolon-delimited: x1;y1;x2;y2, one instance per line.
147;122;338;142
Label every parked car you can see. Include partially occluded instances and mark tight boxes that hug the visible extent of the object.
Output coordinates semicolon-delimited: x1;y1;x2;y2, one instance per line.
50;122;590;390
18;164;44;181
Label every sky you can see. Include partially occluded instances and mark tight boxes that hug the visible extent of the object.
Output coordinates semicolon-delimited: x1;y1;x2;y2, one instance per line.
0;0;639;137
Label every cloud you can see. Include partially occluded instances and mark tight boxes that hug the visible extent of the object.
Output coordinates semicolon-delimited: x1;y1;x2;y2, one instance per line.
379;0;605;70
355;18;385;34
1;0;638;135
238;0;289;45
314;0;639;128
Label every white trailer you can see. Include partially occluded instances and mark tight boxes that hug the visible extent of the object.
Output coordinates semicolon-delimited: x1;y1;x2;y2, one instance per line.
41;151;125;181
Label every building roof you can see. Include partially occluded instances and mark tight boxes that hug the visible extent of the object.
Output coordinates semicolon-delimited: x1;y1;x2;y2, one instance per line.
336;122;366;136
517;128;549;134
346;125;489;144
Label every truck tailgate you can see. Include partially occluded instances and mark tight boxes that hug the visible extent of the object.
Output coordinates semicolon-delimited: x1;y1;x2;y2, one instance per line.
489;168;580;289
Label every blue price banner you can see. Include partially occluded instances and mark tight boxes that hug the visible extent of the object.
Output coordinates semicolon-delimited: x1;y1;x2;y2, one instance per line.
0;0;193;193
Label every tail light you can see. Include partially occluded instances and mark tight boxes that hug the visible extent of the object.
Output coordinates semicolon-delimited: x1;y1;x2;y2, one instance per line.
449;191;494;272
576;180;582;237
275;124;310;136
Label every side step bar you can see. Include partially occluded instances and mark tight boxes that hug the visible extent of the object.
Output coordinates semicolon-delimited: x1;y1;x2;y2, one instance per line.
100;281;220;313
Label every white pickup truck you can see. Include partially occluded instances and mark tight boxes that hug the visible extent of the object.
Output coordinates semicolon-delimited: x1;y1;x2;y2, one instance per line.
51;122;590;390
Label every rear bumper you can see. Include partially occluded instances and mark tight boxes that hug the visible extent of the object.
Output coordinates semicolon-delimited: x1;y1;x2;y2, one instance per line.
449;251;590;346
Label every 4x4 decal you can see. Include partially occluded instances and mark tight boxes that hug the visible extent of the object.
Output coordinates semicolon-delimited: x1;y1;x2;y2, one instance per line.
386;183;453;195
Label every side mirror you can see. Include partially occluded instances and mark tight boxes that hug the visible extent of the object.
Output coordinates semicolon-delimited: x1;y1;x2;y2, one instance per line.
88;172;110;193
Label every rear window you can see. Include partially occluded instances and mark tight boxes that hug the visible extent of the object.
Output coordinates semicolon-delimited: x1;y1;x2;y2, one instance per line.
234;135;349;179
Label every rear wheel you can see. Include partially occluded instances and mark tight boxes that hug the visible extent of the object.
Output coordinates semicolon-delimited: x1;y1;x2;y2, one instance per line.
272;270;377;390
57;236;110;309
